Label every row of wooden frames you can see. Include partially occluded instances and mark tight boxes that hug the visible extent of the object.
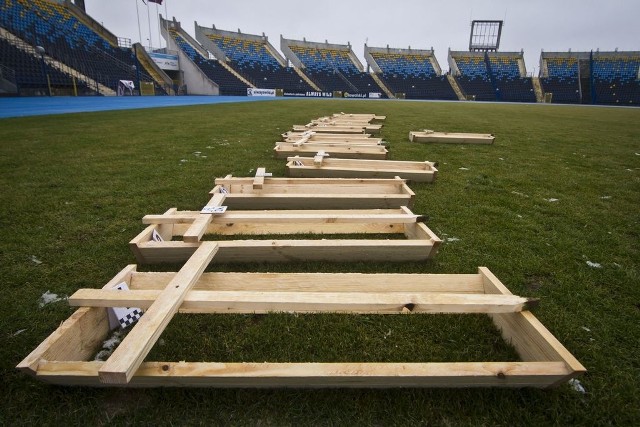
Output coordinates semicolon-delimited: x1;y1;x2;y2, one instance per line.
19;113;584;388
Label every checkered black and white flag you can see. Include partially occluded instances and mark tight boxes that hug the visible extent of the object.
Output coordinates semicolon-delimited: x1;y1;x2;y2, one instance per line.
109;282;144;329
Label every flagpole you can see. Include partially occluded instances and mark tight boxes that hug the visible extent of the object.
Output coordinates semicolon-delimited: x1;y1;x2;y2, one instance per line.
135;0;142;44
164;0;169;49
156;3;161;51
146;0;153;49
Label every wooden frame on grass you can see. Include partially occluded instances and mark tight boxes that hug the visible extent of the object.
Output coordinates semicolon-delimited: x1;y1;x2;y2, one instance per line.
274;143;388;160
129;206;441;264
286;156;438;182
282;131;380;143
208;175;414;209
409;130;495;144
293;124;382;135
18;267;585;388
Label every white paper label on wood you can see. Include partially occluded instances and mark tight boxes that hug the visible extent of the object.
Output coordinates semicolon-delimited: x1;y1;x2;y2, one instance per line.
201;206;228;214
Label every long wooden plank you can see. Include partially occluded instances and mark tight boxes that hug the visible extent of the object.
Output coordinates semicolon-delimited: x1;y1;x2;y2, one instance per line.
214;176;408;186
212;212;418;224
144;208;418;225
98;243;219;384
214;195;413;210
70;289;537;314
128;272;484;293
35;361;571;388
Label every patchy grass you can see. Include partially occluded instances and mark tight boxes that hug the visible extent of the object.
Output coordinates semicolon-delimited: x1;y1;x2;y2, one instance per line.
0;99;639;425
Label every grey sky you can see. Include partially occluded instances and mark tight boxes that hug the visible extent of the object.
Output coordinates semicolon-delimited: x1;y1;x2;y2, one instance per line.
86;0;640;76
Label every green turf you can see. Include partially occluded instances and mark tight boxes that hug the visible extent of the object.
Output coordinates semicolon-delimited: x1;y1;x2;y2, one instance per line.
1;99;639;425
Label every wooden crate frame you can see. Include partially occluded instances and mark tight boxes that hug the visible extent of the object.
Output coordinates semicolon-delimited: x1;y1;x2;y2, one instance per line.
286;156;438;182
409;130;495;144
282;131;380;143
281;139;386;148
129;206;441;264
293;124;382;135
18;264;585;388
330;113;386;122
274;143;388;160
208;175;413;209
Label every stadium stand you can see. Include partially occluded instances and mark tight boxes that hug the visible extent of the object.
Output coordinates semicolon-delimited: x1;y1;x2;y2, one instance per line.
450;52;496;101
450;51;535;102
592;51;640;105
1;2;638;104
195;25;312;93
281;37;385;97
0;0;165;95
365;46;457;100
164;24;249;96
539;53;582;104
0;36;89;95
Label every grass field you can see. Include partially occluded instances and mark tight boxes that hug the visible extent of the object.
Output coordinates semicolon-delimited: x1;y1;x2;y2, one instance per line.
1;99;639;425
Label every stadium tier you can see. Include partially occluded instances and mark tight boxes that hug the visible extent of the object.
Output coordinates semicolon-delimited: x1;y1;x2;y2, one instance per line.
450;51;536;102
592;52;640;105
0;36;89;94
366;46;457;100
0;0;164;95
195;25;312;93
163;19;249;96
282;37;386;97
539;55;581;104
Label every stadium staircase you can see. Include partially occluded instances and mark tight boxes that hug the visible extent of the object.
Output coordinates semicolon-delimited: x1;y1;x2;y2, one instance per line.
579;58;592;104
294;67;321;91
217;58;255;88
531;77;544;102
483;53;500;100
446;74;465;100
133;42;176;95
370;72;394;98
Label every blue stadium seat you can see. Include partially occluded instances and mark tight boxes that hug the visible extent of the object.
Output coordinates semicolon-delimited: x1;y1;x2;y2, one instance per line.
289;45;385;96
370;51;456;100
0;0;164;94
206;34;312;92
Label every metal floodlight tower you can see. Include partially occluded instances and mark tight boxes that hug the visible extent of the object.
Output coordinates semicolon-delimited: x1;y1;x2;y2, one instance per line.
469;20;503;52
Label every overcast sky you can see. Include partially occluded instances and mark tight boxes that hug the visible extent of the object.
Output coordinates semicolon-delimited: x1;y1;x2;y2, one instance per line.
86;0;640;76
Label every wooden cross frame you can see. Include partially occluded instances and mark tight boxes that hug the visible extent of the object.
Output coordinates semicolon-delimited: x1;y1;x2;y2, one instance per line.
409;130;495;144
18;266;585;387
286;156;438;182
129;206;440;264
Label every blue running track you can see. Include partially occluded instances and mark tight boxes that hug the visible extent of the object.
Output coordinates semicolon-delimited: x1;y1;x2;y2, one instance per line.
0;96;280;119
